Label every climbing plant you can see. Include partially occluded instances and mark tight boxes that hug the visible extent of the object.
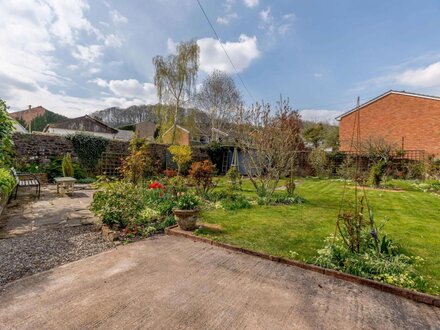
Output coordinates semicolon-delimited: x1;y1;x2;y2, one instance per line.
66;133;109;173
0;99;14;167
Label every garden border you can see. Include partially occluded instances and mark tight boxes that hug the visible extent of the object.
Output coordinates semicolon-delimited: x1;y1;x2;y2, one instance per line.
165;225;440;307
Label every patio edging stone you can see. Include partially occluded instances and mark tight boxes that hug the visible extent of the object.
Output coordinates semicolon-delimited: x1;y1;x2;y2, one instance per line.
165;225;440;308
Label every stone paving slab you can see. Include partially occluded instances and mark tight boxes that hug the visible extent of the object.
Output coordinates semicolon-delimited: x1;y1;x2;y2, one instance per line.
0;185;98;238
0;235;438;329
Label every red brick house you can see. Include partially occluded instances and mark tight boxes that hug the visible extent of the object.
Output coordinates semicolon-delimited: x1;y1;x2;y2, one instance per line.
337;91;440;157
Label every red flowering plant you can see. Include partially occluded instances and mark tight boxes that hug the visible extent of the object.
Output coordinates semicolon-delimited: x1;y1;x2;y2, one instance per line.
148;181;167;198
149;181;166;190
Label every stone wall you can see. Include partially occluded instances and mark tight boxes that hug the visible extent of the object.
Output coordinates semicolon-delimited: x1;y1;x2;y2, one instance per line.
12;133;212;173
13;132;76;164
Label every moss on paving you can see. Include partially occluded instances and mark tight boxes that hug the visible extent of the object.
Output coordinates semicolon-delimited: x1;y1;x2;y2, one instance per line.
198;178;440;295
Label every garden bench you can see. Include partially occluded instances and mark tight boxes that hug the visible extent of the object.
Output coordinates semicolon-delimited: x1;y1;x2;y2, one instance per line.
11;168;41;199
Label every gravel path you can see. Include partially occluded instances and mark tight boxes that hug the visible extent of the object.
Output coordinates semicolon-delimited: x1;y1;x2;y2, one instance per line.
0;225;114;288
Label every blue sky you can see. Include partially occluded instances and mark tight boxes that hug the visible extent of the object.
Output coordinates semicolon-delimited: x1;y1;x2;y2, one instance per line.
2;0;440;122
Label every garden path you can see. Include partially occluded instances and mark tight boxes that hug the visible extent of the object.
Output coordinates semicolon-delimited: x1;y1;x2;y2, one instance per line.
0;235;438;329
0;185;97;238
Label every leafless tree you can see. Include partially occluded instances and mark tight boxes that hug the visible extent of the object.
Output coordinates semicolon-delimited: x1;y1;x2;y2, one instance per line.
235;96;303;198
153;40;199;144
196;70;242;140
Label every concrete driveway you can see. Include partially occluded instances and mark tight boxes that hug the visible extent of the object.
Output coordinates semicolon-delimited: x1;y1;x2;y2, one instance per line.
0;235;438;329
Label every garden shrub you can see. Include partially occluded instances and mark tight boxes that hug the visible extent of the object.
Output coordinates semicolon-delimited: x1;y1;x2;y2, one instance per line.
226;166;241;190
368;160;387;187
0;99;14;167
163;168;177;178
66;133;109;173
189;160;216;194
45;158;87;181
308;149;328;177
0;168;16;196
62;153;74;177
168;145;192;175
138;207;160;224
91;181;143;228
121;136;153;184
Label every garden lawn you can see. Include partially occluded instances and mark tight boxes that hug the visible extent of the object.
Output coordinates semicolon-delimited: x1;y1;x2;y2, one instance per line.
198;178;440;295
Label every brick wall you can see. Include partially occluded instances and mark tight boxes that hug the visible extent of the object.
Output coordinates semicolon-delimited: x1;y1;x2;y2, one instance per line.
339;93;440;157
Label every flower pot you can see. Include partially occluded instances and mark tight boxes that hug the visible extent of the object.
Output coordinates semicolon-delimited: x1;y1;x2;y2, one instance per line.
173;208;200;231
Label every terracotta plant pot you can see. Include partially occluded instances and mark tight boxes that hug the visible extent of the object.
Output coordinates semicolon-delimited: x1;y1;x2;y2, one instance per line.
173;208;200;231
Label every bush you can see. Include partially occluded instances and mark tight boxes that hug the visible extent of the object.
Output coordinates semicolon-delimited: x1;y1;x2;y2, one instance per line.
226;166;241;190
121;136;153;184
308;149;328;177
163;169;177;178
189;160;216;194
45;158;86;181
91;181;143;228
168;145;192;175
0;168;16;196
0;99;14;167
62;153;74;177
368;160;387;187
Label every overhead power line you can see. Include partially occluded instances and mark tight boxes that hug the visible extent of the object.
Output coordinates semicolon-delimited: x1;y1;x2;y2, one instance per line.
196;0;256;103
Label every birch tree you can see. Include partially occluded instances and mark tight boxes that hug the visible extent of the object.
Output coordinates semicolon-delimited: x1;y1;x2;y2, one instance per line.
153;40;199;144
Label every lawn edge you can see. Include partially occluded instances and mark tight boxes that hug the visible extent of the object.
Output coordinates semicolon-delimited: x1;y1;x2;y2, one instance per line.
165;225;440;308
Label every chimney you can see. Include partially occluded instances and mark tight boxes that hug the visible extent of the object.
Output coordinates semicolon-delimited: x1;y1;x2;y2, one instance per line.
28;105;32;110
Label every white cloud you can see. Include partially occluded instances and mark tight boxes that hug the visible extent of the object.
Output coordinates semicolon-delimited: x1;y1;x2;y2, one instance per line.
217;12;239;25
395;61;440;87
167;38;177;53
110;9;128;24
259;7;294;36
197;34;260;74
243;0;259;8
90;78;158;105
104;34;123;47
314;73;324;78
0;1;132;115
48;0;99;45
300;109;342;125
72;45;103;63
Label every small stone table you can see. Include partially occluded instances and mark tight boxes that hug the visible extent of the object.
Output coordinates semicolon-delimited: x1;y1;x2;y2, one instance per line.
54;177;77;195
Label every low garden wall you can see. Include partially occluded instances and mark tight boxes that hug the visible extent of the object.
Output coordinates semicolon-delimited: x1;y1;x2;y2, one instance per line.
12;133;212;175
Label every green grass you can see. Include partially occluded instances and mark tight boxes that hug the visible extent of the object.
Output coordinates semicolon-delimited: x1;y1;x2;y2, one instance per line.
198;178;440;295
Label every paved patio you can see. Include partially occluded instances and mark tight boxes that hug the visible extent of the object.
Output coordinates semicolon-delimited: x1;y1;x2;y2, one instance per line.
0;235;438;329
0;185;97;238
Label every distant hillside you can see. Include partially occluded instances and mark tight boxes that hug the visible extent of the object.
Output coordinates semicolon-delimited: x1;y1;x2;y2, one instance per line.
9;106;68;132
91;105;158;128
91;104;210;129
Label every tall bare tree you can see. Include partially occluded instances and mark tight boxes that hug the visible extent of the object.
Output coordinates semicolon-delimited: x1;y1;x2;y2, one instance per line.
235;96;303;198
153;40;199;144
196;70;242;140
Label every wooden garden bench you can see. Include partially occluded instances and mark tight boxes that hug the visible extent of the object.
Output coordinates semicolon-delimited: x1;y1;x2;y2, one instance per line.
11;168;41;199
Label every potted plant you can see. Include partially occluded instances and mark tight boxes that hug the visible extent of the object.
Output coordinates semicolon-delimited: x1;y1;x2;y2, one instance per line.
173;193;200;231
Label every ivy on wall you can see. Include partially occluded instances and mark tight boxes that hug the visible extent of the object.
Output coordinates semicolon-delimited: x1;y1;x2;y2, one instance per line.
66;133;109;173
